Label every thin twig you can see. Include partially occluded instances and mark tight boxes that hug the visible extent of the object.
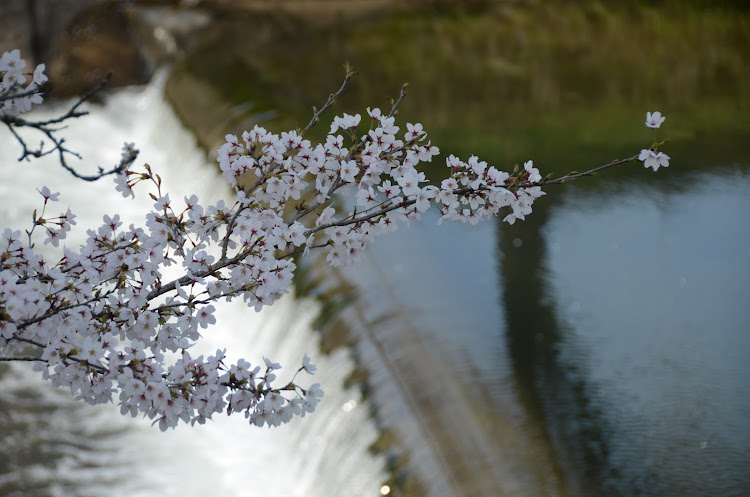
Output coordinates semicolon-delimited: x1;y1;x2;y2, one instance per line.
0;356;45;362
301;65;354;135
388;83;408;118
0;82;45;103
518;154;639;188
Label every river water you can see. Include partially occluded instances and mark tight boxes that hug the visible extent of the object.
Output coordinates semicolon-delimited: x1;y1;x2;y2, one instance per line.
543;174;750;496
2;55;750;497
319;166;750;496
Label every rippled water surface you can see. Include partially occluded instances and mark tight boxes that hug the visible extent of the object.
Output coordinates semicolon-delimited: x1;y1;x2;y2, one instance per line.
543;172;750;496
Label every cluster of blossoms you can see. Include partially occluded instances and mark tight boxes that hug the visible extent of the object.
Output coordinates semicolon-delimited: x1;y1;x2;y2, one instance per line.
0;49;47;115
0;52;668;430
2;162;326;429
641;111;670;171
214;105;550;271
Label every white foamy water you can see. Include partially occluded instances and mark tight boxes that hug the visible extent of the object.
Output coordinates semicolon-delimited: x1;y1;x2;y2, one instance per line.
0;72;387;497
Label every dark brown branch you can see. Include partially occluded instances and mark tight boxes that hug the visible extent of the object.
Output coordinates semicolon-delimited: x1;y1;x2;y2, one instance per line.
1;73;136;181
0;82;45;103
388;83;408;118
301;65;354;135
518;154;640;188
0;356;45;362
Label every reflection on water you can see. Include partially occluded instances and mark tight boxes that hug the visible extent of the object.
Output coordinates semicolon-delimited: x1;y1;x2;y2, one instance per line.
542;171;750;496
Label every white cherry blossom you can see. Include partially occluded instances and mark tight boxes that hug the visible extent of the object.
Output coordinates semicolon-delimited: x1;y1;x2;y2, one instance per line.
645;111;666;128
639;149;670;171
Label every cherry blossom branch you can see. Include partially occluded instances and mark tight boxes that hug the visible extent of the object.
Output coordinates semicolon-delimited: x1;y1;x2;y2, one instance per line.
1;50;668;431
0;355;45;362
518;154;639;187
7;336;46;349
0;82;44;102
306;151;635;235
388;83;409;118
304;198;408;235
2;72;138;181
302;63;354;135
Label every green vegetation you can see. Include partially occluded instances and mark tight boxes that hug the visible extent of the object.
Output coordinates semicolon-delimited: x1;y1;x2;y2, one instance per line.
166;1;749;176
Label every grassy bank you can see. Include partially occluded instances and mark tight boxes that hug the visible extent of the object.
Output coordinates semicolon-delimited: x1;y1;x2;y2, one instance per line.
166;1;749;175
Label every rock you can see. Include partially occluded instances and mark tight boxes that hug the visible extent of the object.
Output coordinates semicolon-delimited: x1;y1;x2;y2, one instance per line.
46;3;152;98
0;1;153;99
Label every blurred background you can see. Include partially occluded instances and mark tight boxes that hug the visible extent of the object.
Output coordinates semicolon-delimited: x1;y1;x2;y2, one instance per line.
1;1;749;496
